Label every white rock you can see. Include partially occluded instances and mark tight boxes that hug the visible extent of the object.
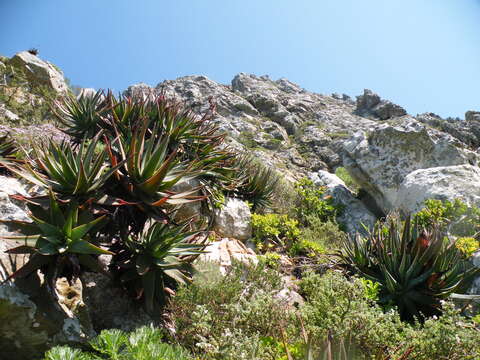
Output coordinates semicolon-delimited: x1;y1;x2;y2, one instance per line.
0;104;20;122
214;198;252;240
9;51;69;94
394;165;480;213
343;120;479;212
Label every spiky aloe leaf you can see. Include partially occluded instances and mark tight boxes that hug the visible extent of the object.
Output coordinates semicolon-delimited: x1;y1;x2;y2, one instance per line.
341;214;480;321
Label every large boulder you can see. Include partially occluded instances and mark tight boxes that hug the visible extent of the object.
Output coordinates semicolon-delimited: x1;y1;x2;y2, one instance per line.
394;165;480;213
343;120;479;213
213;198;252;241
355;89;407;120
9;51;69;94
310;170;376;236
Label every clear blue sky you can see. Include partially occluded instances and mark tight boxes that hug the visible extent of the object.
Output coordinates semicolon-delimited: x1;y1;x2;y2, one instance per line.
1;0;480;118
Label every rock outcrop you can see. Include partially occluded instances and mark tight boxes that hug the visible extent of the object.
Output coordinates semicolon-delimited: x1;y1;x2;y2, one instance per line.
343;120;479;213
9;51;69;94
355;89;407;120
394;165;480;213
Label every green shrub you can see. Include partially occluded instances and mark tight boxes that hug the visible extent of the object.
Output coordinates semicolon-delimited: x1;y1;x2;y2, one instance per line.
455;237;479;258
231;155;280;212
292;218;346;257
407;303;480;360
415;198;480;237
299;270;480;359
44;326;192;360
167;261;301;359
251;213;300;253
299;271;407;358
293;178;340;226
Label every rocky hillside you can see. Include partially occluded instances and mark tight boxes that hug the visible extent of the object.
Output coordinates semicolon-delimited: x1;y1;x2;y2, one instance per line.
1;51;480;359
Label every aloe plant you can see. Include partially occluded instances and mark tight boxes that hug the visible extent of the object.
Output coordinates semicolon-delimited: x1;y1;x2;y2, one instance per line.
10;133;122;199
1;192;111;295
231;155;280;211
341;215;480;321
112;220;205;314
54;90;107;141
107;119;205;215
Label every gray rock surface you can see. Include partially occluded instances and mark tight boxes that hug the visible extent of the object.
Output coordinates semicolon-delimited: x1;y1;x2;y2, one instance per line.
355;89;407;120
343;120;479;213
310;170;376;236
9;51;69;93
394;165;480;213
214;198;252;241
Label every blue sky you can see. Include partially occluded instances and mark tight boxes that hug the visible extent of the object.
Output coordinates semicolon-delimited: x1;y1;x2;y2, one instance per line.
1;0;480;118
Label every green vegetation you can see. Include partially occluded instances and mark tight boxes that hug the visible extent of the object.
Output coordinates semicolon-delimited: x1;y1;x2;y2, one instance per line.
414;198;480;237
2;91;236;314
334;166;360;194
45;263;480;359
341;214;480;321
252;213;300;252
44;326;191;360
231;155;280;212
2;85;479;359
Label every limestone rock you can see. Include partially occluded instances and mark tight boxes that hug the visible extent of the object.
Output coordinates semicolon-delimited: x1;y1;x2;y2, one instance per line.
355;89;407;120
466;111;480;122
310;170;376;236
199;238;258;274
171;178;203;223
82;272;152;332
0;278;94;360
343;120;479;212
0;104;20;122
214;198;252;240
9;51;69;94
124;82;155;100
394;165;480;213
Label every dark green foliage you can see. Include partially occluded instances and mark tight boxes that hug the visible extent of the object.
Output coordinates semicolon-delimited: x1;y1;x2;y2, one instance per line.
112;221;205;313
12;133;121;198
3;92;236;313
341;215;480;321
1;191;110;295
53;90;107;142
231;155;280;212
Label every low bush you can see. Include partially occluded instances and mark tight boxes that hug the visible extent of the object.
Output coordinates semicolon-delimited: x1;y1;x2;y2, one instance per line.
251;213;301;253
299;270;480;359
293;178;340;226
167;261;301;359
415;198;480;237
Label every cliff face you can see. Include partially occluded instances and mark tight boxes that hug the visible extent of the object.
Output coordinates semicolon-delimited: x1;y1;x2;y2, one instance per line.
0;52;480;358
1;51;480;212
